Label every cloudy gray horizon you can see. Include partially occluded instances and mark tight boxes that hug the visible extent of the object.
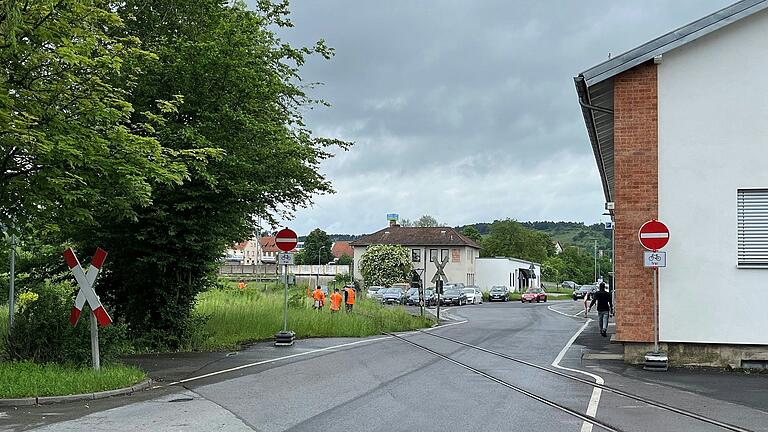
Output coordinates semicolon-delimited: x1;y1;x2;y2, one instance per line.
249;0;733;236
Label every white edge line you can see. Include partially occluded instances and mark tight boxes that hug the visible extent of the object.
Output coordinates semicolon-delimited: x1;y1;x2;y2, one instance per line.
163;320;468;387
552;319;605;432
547;304;587;318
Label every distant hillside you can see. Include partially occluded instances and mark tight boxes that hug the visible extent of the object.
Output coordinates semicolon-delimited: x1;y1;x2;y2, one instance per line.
456;221;612;254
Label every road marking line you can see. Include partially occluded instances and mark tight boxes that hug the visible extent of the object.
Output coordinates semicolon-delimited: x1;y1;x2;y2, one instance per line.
164;320;468;387
552;319;605;432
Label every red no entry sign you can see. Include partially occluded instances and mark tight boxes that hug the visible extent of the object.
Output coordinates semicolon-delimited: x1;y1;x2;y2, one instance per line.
275;228;298;252
639;220;670;251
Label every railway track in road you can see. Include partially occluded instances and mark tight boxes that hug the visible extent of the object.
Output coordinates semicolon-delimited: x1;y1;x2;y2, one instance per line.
385;330;754;432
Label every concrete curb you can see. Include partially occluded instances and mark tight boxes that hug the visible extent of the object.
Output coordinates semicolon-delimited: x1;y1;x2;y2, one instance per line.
0;379;153;407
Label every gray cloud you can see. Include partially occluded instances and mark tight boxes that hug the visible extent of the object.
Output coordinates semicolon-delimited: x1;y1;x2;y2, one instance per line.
247;0;734;234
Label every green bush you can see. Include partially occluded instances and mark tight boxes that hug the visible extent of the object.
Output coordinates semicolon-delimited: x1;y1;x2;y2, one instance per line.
6;280;130;365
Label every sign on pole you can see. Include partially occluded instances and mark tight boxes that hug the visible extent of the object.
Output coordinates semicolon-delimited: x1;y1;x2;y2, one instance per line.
64;247;111;370
275;228;298;252
278;252;294;265
643;251;667;268
275;228;296;347
431;256;449;284
639;220;670;251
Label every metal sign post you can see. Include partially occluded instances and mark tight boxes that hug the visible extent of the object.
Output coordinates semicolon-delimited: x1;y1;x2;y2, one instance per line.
431;256;449;321
8;233;15;330
274;228;297;347
639;220;670;371
64;248;112;370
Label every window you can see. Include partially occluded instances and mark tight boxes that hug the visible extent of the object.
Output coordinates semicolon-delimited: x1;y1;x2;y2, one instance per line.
412;249;421;263
738;189;768;267
452;248;460;263
429;249;438;262
441;249;449;262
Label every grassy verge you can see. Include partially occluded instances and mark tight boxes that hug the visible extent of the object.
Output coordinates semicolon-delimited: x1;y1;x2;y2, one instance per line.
193;288;433;350
0;361;145;398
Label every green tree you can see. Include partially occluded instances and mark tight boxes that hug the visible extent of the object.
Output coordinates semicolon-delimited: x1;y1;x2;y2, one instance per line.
78;0;349;347
303;229;333;265
337;254;353;265
461;226;482;243
400;215;442;227
359;245;411;287
0;0;190;231
481;219;551;263
541;256;566;283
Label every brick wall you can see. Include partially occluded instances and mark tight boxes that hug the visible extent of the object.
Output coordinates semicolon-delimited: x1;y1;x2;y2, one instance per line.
613;62;658;343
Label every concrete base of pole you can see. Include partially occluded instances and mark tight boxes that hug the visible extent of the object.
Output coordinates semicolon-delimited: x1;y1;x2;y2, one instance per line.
643;351;668;371
274;331;295;347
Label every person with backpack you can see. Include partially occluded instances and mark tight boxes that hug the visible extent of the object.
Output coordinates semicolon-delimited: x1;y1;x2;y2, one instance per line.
312;286;326;310
588;282;613;337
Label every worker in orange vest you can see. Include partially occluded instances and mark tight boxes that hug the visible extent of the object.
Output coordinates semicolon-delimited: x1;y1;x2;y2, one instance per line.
312;286;326;310
330;288;343;313
344;285;356;312
238;281;246;290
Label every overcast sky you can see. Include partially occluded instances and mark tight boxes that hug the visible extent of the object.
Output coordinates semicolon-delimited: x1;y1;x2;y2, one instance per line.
248;0;733;235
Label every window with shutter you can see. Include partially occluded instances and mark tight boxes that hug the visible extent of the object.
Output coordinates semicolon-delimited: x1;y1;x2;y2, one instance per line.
738;189;768;267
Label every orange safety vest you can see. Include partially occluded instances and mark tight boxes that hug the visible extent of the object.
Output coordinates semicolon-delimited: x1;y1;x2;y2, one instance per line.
330;292;343;311
238;282;246;290
345;287;356;305
313;289;326;304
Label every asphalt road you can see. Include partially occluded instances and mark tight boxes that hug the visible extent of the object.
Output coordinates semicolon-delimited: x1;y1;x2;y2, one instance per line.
7;300;768;432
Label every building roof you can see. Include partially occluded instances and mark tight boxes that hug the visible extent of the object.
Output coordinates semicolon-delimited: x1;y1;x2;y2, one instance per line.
574;0;768;202
258;236;281;253
331;241;354;258
234;241;248;251
350;226;481;249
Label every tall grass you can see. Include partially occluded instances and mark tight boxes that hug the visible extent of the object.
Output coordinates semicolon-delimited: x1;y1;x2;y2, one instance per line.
193;288;433;350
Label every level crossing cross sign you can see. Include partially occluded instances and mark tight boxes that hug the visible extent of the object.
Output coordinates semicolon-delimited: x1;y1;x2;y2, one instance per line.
64;248;112;327
431;256;449;284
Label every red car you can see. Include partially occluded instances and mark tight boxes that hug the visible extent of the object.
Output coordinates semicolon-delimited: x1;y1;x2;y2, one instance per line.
521;288;547;303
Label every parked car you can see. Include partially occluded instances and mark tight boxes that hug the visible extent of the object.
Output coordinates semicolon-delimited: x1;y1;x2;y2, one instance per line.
441;287;467;306
572;284;598;301
366;286;385;300
391;282;410;292
561;280;578;290
404;288;419;305
521;287;547;303
488;286;509;302
463;287;483;305
381;287;404;305
424;289;437;306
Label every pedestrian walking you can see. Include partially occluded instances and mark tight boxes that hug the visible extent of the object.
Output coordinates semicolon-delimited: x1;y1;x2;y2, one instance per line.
587;282;613;337
330;288;343;313
312;286;326;311
344;284;356;312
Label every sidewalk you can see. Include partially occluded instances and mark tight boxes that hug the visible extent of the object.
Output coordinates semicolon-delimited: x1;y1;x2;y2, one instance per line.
571;312;768;414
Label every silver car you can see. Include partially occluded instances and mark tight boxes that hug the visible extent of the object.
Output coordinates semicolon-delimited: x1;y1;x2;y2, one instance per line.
367;286;386;301
463;287;483;305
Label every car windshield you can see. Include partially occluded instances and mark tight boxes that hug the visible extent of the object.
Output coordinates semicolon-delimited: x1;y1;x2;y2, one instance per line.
425;290;433;296
369;286;383;292
407;288;418;296
385;288;399;295
526;288;542;293
491;287;505;292
444;289;460;296
463;288;474;293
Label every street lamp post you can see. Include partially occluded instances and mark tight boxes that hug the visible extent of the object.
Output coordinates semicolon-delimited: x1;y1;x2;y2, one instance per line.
317;246;326;290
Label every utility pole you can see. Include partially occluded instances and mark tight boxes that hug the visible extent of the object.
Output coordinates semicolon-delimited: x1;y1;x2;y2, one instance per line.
317;246;326;290
594;239;598;282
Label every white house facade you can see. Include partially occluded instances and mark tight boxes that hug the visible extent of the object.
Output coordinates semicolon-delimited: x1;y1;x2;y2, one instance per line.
350;225;481;287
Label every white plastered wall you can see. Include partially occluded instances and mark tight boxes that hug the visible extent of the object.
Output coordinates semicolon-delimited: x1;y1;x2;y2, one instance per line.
657;9;768;344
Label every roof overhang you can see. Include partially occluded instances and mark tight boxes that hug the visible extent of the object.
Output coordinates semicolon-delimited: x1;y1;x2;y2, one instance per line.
574;0;768;205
